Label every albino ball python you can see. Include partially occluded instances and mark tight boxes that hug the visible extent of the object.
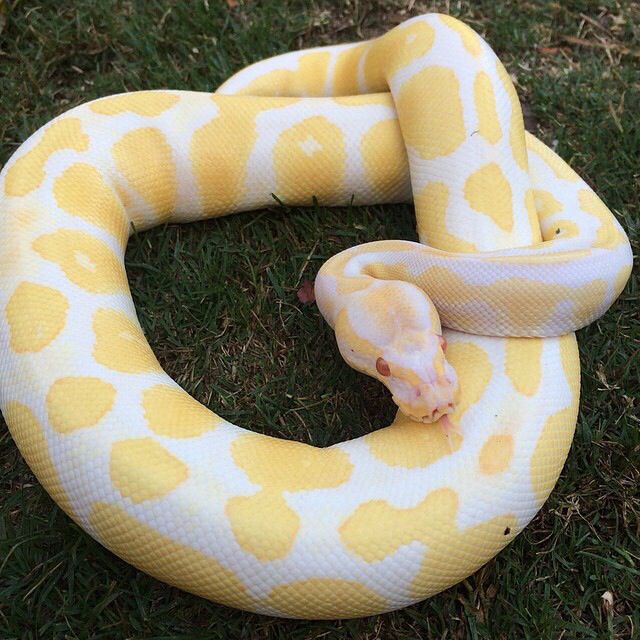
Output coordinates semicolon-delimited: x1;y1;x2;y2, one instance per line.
0;13;632;619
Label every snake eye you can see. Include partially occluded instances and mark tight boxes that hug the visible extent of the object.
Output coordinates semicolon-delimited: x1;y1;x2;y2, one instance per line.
376;357;391;377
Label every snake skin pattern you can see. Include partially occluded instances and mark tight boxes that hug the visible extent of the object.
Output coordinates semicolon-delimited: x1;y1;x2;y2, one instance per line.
0;14;632;619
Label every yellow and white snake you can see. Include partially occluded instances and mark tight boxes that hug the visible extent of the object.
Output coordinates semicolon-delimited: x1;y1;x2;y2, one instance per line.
0;14;632;619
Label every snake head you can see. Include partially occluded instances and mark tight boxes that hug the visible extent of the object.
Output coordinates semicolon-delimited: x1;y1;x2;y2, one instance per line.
373;334;460;423
328;281;460;425
334;312;461;424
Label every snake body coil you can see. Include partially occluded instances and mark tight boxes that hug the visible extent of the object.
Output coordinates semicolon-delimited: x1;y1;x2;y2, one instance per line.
0;14;632;618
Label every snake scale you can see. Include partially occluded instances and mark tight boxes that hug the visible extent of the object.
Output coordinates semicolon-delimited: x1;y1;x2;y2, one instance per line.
0;13;632;619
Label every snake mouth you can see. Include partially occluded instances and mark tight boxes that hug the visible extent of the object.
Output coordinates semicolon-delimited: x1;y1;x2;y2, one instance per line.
393;378;458;424
400;401;455;424
391;353;461;423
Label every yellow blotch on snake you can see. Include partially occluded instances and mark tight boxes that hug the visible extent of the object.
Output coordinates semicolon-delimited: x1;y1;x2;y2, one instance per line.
474;71;502;144
530;335;580;505
333;44;367;95
90;502;254;609
505;338;543;396
479;435;514;474
4;118;89;197
416;181;476;252
93;308;162;374
356;281;425;338
112;127;177;219
339;488;516;598
524;190;543;243
90;91;179;116
614;263;633;299
6;282;69;353
366;411;462;468
273;116;346;203
231;433;353;491
54;163;129;248
33;230;127;294
266;578;387;619
530;406;577;506
533;188;563;220
191;100;273;215
571;279;609;326
4;402;78;520
526;133;579;182
397;66;466;160
47;377;116;434
439;14;482;56
464;162;514;232
360;119;408;197
242;51;331;96
363;21;435;90
444;341;493;425
143;384;220;438
114;182;134;211
559;333;581;401
578;188;626;249
110;437;188;503
542;218;580;242
496;61;528;172
226;489;299;561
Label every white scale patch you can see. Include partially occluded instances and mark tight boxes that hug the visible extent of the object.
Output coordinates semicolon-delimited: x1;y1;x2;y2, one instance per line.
298;134;323;156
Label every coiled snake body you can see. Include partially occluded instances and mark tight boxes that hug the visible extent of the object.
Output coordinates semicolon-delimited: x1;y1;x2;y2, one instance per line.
0;14;632;618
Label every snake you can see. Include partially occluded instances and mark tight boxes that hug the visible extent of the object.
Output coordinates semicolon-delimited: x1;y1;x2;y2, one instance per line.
0;13;632;619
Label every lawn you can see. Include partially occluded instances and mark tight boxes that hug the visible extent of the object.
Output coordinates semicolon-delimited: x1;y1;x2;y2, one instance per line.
0;1;638;638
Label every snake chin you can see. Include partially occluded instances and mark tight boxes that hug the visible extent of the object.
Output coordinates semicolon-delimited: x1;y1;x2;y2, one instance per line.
392;375;459;424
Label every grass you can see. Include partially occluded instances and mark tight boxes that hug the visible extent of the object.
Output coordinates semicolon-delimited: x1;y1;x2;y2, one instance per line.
0;0;638;638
